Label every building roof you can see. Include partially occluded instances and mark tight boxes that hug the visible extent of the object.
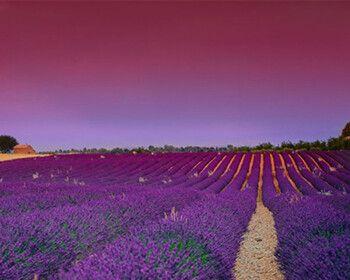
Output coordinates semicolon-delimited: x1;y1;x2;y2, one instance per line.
14;144;34;149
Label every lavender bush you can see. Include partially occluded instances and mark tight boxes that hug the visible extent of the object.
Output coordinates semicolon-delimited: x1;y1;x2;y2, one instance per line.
59;190;256;279
264;193;350;280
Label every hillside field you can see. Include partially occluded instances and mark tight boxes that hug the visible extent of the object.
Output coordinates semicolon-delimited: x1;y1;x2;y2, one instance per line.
0;151;349;279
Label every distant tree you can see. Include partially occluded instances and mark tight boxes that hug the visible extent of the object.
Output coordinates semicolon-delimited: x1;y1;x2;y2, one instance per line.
327;137;350;150
226;144;234;151
309;140;327;150
111;147;124;154
163;145;176;152
39;126;350;155
254;142;274;151
0;135;18;153
233;145;251;152
280;141;295;150
341;122;350;138
148;145;156;152
131;147;147;154
327;137;341;150
295;140;312;150
97;148;108;153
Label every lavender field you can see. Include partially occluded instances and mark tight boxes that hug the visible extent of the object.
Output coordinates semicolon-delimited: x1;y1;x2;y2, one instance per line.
1;151;349;279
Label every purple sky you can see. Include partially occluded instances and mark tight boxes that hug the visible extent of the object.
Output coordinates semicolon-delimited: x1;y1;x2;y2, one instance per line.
1;2;349;151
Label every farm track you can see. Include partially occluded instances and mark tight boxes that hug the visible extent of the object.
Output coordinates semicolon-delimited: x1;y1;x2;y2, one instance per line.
234;154;284;280
233;202;284;280
287;153;316;191
221;154;245;192
241;154;255;191
0;154;50;161
221;154;236;177
277;153;301;193
269;153;281;193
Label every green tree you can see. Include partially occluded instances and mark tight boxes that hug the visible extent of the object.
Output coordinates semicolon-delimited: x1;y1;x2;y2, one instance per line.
280;141;295;150
148;145;156;152
163;145;176;152
254;142;274;151
0;135;18;153
226;144;234;151
341;122;350;138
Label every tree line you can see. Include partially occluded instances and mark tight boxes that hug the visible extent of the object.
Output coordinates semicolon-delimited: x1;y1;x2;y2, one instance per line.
46;138;349;154
44;122;350;154
1;122;349;154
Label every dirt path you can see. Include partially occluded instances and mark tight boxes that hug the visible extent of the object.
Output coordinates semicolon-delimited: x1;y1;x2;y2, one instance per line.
233;154;284;280
0;154;49;161
233;202;284;279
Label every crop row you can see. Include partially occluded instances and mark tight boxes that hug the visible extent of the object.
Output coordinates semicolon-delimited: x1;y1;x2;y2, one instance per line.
0;151;349;196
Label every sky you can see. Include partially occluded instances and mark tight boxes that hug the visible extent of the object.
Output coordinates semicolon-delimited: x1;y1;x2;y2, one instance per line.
1;1;349;151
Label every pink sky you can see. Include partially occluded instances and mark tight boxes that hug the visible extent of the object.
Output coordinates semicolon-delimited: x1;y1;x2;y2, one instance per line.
1;2;349;151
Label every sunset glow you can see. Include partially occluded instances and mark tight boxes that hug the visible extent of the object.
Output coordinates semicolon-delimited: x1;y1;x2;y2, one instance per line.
1;2;349;150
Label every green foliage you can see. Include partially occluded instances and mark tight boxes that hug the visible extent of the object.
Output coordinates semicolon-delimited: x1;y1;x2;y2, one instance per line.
226;144;234;151
341;122;350;137
44;122;350;154
295;140;312;150
47;139;349;154
280;141;295;150
0;135;18;153
232;146;251;152
252;142;274;151
327;137;350;150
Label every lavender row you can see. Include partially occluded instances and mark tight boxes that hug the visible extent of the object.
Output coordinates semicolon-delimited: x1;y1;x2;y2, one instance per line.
0;182;172;217
1;152;348;195
264;193;350;280
58;189;256;280
300;151;350;193
0;187;205;279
